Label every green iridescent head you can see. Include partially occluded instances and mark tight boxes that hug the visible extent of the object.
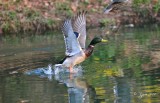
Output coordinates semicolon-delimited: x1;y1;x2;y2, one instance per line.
89;37;108;46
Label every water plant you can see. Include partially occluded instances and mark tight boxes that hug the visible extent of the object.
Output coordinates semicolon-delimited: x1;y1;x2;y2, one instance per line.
99;18;115;27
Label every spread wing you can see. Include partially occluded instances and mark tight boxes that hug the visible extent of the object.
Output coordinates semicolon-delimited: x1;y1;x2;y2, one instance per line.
61;19;82;56
72;11;87;49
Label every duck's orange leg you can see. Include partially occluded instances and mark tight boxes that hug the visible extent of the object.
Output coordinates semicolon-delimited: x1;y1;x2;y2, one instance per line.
69;66;74;79
69;66;74;73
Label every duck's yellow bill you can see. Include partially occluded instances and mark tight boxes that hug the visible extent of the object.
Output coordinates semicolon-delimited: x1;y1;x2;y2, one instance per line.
101;39;108;42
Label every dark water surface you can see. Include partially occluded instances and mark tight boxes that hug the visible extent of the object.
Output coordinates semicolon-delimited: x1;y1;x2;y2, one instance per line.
0;27;160;103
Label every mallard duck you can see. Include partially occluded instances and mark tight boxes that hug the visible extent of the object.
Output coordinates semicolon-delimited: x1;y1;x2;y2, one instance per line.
104;0;129;14
58;11;108;73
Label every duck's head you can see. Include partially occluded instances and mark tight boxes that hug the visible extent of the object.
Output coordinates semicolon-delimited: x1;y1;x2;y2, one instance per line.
89;37;108;46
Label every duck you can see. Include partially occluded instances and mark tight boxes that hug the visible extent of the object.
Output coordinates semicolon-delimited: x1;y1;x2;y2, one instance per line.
57;11;108;73
104;0;129;14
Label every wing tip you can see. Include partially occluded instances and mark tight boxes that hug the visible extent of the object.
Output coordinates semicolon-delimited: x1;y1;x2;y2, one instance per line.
61;18;72;37
77;10;87;17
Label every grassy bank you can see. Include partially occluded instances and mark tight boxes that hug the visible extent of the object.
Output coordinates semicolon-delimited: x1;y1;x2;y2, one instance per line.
0;0;160;34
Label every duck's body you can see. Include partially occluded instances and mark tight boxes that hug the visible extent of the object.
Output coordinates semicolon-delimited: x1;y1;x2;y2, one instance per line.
104;0;129;14
62;51;86;68
59;11;107;73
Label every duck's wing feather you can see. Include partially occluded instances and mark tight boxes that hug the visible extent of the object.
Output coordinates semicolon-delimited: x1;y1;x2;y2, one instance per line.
62;19;82;56
72;11;87;49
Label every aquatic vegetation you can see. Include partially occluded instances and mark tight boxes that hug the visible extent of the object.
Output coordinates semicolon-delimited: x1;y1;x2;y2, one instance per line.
99;18;115;27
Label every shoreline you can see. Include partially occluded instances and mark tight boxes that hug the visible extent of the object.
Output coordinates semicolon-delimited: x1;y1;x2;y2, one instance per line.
0;0;160;35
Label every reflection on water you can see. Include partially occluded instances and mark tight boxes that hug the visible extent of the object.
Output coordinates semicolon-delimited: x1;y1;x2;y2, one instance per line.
0;27;160;103
0;73;68;103
24;64;95;103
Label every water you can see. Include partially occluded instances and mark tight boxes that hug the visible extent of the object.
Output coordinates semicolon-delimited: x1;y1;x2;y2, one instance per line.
0;27;160;103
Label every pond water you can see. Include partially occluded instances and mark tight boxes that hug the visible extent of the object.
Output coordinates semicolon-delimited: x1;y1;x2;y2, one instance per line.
0;26;160;103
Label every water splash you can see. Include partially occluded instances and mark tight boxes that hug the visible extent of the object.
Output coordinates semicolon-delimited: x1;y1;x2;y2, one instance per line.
24;64;83;80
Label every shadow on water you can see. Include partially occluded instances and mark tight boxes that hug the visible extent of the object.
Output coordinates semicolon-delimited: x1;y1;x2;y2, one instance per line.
0;27;160;103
